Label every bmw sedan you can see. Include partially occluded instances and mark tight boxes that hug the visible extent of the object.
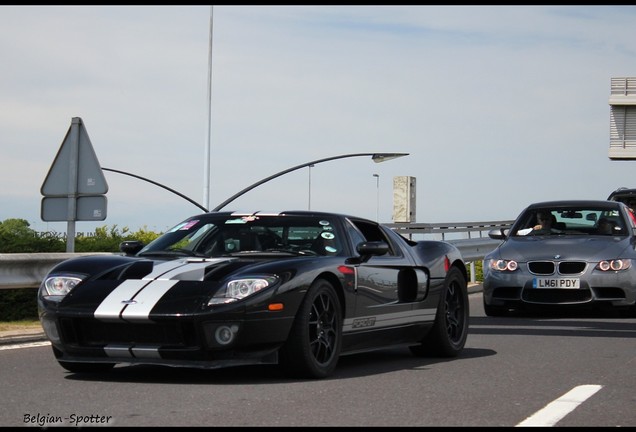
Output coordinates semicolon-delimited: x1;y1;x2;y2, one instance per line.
483;200;636;316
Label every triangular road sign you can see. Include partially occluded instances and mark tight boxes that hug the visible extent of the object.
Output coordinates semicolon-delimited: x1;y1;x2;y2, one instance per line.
41;117;108;196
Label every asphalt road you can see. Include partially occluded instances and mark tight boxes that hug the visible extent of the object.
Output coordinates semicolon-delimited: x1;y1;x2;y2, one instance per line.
2;290;635;427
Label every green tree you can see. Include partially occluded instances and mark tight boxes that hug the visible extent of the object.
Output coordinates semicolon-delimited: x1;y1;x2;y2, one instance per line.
0;218;33;236
0;219;65;253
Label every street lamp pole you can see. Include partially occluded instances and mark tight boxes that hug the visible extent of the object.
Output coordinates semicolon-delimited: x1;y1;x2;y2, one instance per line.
373;173;379;222
203;5;214;210
102;167;208;212
212;152;408;212
308;164;314;210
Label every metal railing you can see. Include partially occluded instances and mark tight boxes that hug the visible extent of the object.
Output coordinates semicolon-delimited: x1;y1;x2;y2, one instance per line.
386;220;514;282
386;220;513;240
0;220;513;289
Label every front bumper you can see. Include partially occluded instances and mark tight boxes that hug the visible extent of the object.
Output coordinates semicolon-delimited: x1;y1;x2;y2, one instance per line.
40;311;294;369
483;270;636;309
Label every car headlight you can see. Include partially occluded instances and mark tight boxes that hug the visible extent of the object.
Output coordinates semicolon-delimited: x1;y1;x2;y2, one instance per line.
596;259;632;272
40;273;86;300
208;275;279;306
488;259;518;272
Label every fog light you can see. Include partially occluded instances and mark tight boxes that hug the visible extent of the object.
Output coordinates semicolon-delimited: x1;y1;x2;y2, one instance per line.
41;319;60;344
215;324;239;345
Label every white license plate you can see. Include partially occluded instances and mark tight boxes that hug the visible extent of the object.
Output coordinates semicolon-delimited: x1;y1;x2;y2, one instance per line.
533;278;580;289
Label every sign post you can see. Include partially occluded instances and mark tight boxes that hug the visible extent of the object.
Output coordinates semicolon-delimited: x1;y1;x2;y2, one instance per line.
41;117;108;252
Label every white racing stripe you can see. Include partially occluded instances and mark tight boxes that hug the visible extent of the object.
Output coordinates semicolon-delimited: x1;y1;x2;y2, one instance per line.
94;259;231;323
141;260;189;280
104;344;134;358
120;280;177;321
148;259;227;281
516;384;603;427
94;280;149;322
94;280;177;322
142;258;232;281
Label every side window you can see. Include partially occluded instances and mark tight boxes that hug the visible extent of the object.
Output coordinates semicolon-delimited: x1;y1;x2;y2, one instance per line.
345;221;366;254
347;219;397;256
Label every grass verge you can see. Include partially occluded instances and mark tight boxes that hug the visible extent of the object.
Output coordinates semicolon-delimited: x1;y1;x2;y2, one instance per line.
0;320;42;332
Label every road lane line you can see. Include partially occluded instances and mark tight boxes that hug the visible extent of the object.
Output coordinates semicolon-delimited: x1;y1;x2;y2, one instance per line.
0;341;51;350
516;384;603;427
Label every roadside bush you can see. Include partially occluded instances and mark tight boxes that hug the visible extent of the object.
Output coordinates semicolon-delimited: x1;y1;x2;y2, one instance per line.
0;219;162;254
472;260;483;281
0;288;39;320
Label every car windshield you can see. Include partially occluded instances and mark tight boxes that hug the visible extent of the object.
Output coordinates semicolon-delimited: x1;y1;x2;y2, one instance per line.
137;214;345;257
512;206;629;237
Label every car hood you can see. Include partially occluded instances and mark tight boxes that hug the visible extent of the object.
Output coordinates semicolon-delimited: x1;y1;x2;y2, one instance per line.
54;256;276;317
490;236;633;262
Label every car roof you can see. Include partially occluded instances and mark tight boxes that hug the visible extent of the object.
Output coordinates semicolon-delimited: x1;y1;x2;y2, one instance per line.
185;210;376;223
524;200;622;209
608;187;636;201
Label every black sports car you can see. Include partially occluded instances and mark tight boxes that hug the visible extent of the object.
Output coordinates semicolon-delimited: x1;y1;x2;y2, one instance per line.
483;200;636;316
38;210;469;378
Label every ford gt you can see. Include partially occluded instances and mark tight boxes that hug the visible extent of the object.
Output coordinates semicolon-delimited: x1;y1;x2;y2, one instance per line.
38;210;469;378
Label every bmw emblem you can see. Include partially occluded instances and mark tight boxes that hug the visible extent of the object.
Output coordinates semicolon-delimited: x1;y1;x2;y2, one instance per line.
554;254;561;259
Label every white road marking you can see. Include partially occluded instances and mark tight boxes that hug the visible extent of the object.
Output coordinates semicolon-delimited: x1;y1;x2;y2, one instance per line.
516;384;603;427
0;341;50;350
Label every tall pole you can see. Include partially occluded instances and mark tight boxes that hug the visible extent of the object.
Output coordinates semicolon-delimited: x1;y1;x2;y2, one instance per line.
66;119;80;252
203;6;214;210
373;173;380;222
308;164;314;210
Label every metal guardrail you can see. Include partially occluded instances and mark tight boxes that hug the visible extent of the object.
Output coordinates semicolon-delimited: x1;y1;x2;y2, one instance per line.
386;220;514;283
0;253;113;290
385;220;514;240
0;221;513;290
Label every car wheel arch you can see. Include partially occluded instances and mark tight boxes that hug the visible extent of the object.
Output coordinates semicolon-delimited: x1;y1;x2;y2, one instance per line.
311;271;346;319
279;276;344;378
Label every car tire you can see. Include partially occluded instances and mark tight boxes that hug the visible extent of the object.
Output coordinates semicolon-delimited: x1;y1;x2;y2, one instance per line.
279;279;342;379
57;360;115;373
410;266;468;357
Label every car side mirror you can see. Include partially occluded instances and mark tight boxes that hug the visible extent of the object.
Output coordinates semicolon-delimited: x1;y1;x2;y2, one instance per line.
120;240;144;256
356;241;389;263
488;228;507;240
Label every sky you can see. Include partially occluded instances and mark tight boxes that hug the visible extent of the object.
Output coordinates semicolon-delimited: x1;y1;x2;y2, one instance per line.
3;5;636;234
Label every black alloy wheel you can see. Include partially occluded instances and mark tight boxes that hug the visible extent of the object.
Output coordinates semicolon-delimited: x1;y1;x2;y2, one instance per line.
410;266;469;357
279;279;343;379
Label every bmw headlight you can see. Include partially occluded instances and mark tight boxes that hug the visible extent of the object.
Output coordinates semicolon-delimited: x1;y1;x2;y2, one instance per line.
208;275;279;306
40;273;86;301
488;259;518;272
596;259;632;272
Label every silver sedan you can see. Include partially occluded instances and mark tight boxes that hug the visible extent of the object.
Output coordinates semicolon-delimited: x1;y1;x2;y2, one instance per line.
483;200;636;316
